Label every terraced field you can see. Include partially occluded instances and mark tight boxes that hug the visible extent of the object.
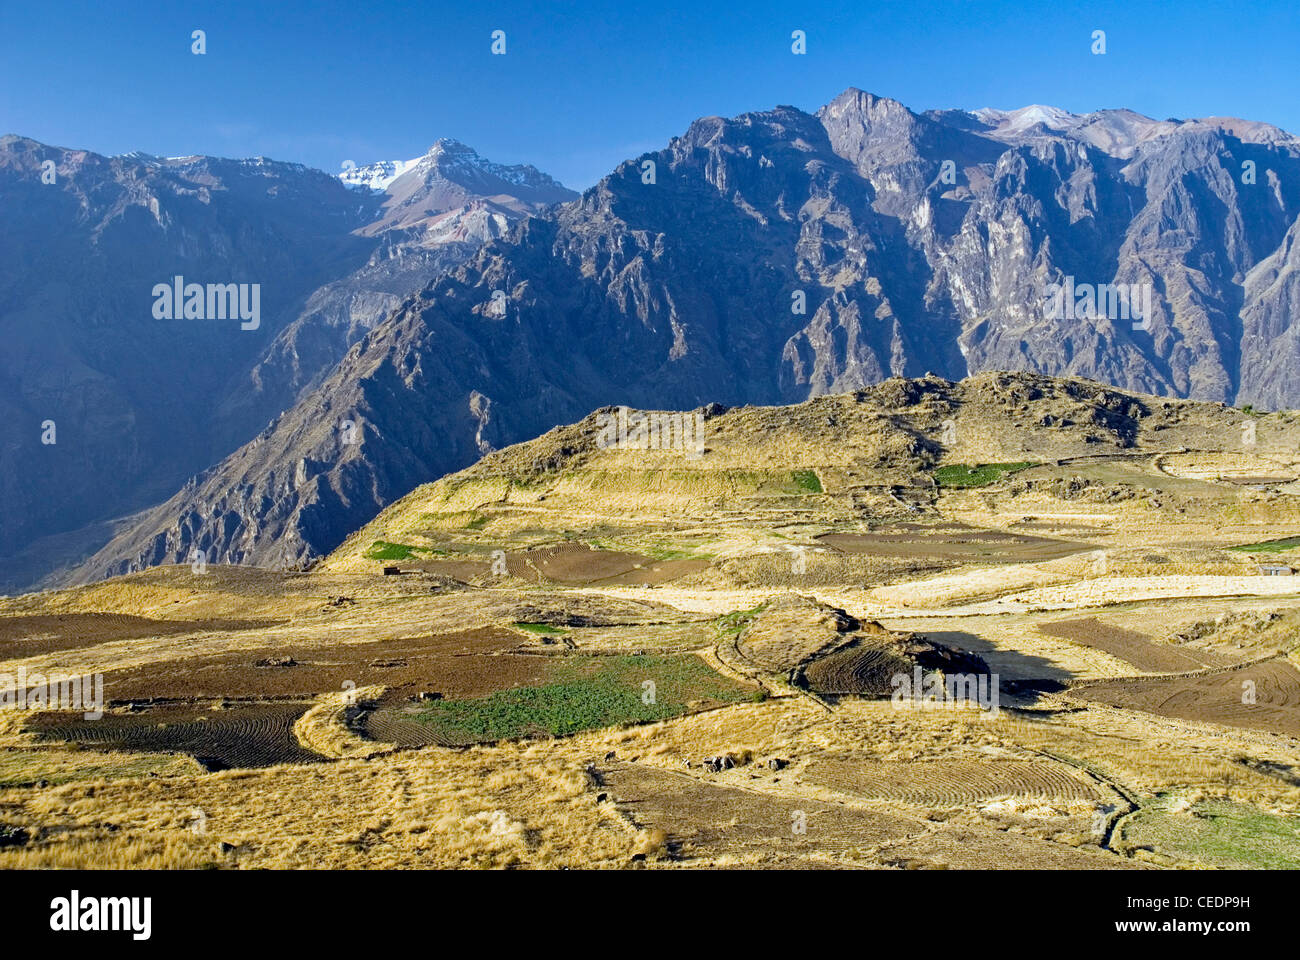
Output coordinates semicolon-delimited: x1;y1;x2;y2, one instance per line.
800;645;911;696
601;761;1132;869
1072;660;1300;738
27;703;324;769
1037;617;1223;672
799;759;1101;806
362;706;466;747
505;542;708;586
5;375;1300;870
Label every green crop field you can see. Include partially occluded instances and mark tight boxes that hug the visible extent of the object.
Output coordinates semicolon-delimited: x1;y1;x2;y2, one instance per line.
513;622;570;636
933;462;1037;488
1124;797;1300;869
406;654;757;741
364;540;434;561
1229;536;1300;554
791;470;823;493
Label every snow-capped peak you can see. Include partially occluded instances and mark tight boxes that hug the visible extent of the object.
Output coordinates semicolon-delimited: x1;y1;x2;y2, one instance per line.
339;156;422;192
974;104;1078;132
416;138;564;190
340;138;570;196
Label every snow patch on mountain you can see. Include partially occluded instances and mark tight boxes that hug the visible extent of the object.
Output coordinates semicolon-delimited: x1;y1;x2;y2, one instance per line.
339;139;570;197
340;157;421;192
974;104;1078;132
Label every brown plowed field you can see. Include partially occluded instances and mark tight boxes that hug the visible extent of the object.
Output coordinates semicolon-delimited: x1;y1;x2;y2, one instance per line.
400;558;489;580
601;761;919;866
818;526;1090;562
363;706;479;747
505;543;707;585
883;823;1145;869
802;645;911;696
800;759;1100;806
1038;618;1222;672
1073;660;1300;738
0;614;280;659
99;627;548;702
601;762;1125;868
27;703;324;769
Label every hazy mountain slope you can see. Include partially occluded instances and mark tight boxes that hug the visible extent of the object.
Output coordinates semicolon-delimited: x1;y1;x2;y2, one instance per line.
0;137;379;577
1240;215;1300;409
0;136;574;592
215;139;577;448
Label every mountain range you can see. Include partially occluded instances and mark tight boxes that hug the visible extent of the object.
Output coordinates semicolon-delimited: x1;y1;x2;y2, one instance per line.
4;87;1299;591
0;135;574;590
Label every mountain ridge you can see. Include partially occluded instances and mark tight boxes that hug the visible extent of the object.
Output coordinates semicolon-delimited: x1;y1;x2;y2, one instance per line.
9;86;1300;589
0;133;575;592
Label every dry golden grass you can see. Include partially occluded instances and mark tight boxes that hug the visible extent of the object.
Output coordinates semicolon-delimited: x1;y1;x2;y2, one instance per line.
9;378;1300;869
2;742;631;869
292;685;395;760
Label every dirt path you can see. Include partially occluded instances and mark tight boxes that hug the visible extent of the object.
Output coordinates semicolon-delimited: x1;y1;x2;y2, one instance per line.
571;573;1300;621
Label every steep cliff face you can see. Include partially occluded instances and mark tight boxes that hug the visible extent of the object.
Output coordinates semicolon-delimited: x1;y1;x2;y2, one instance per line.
1240;216;1300;409
63;89;1300;583
0;138;380;574
216;139;577;450
0;135;573;591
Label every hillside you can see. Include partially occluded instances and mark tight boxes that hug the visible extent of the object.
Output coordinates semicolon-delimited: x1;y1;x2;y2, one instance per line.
325;371;1300;587
7;371;1300;869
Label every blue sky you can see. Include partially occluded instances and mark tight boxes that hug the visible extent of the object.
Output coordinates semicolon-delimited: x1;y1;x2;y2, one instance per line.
2;0;1296;189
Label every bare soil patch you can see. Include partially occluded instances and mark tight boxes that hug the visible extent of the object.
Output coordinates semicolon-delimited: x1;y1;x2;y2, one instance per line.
26;703;324;769
0;614;280;660
98;627;538;702
1073;660;1300;738
506;543;707;586
1038;618;1223;672
400;558;488;580
818;526;1090;563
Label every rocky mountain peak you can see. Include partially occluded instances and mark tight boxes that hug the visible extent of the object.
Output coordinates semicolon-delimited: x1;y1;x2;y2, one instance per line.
821;87;915;122
11;89;1300;593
